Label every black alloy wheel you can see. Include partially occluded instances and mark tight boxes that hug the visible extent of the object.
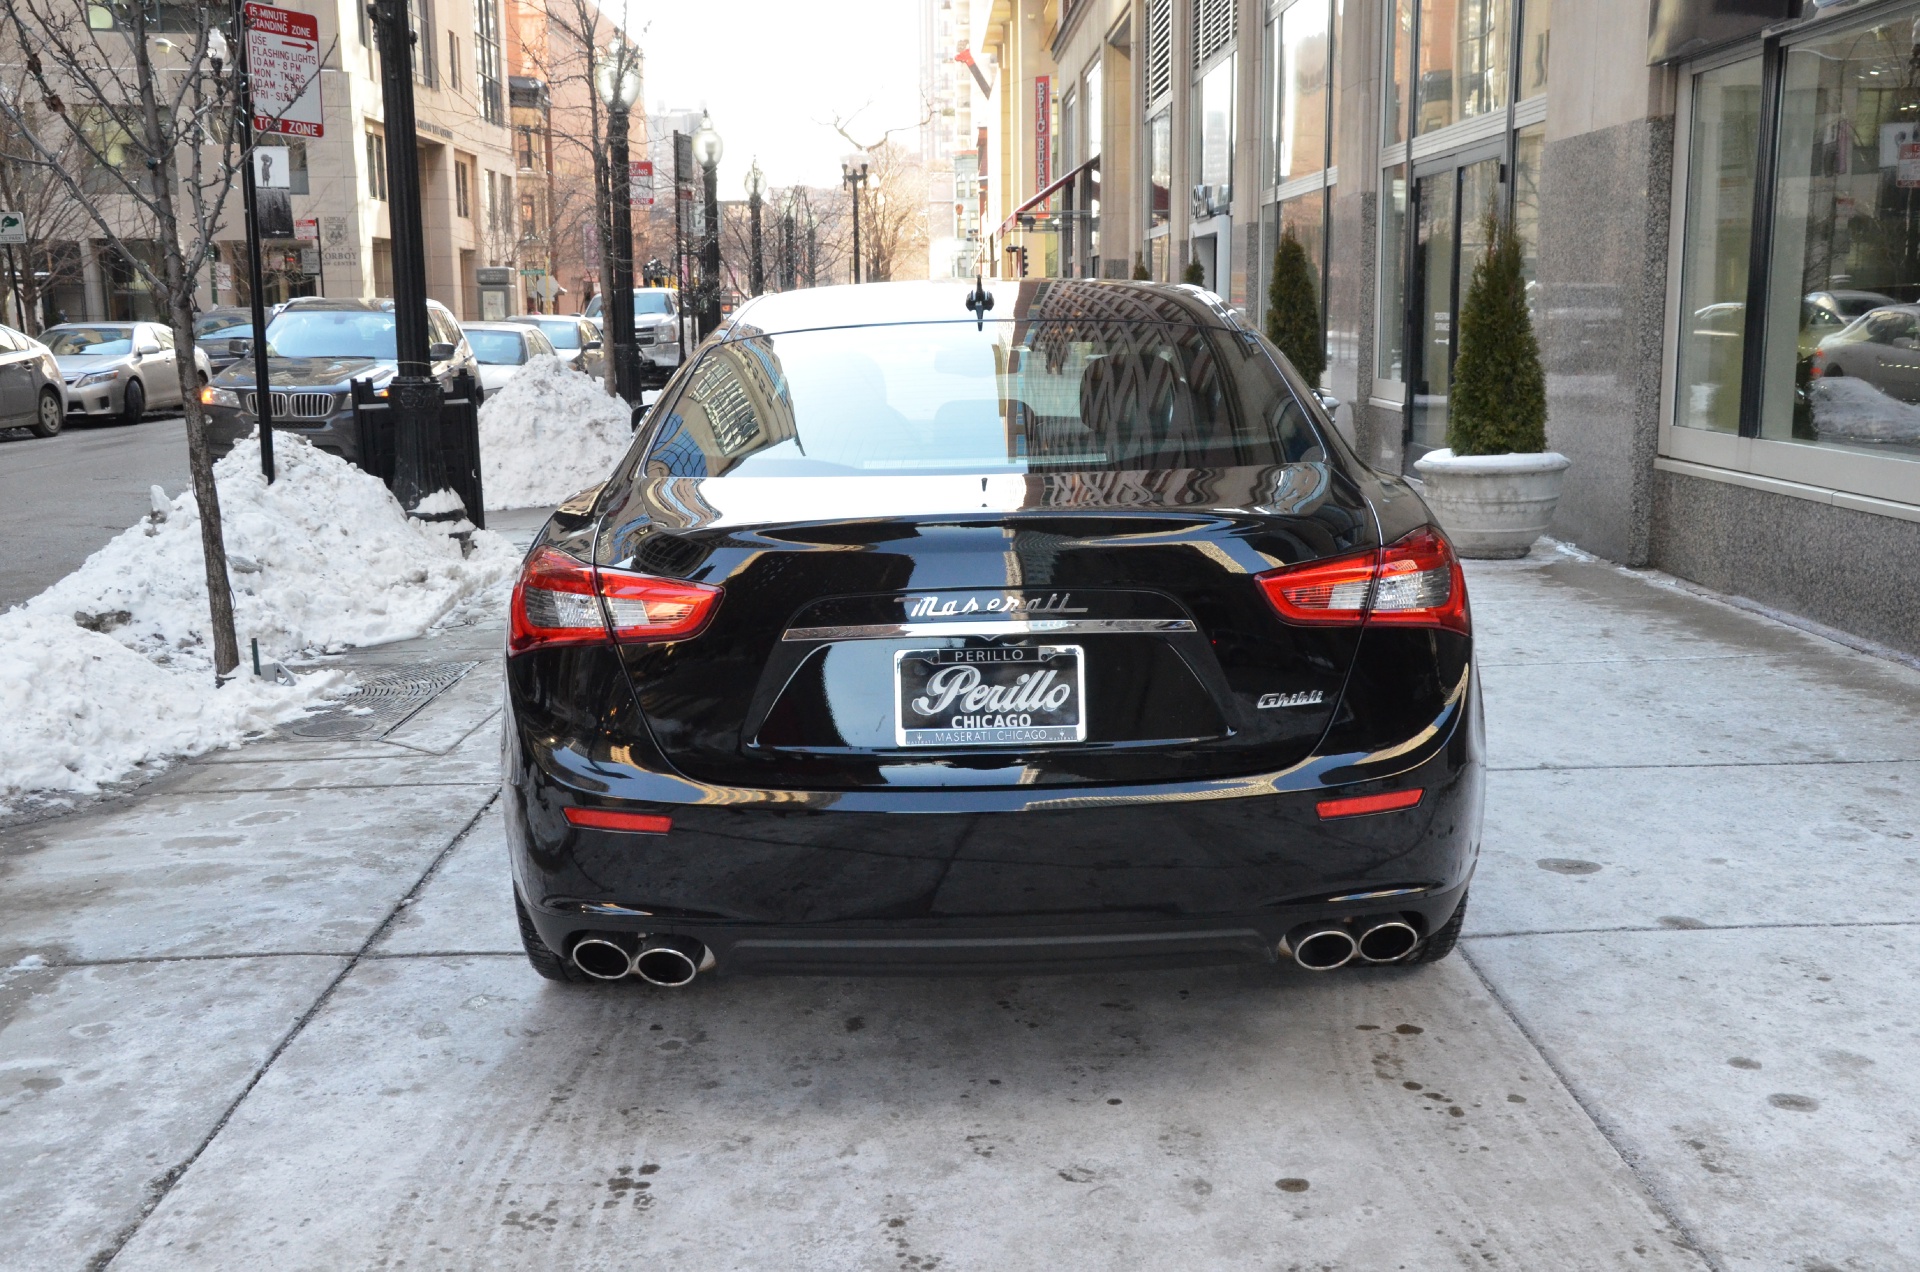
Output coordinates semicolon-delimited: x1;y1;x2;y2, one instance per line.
1408;890;1468;964
29;387;63;438
120;378;145;425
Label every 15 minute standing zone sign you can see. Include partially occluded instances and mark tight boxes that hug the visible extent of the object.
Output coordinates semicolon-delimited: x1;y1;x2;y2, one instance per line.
246;3;324;138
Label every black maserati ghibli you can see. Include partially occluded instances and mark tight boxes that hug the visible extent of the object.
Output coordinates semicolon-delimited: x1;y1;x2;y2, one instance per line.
504;279;1482;988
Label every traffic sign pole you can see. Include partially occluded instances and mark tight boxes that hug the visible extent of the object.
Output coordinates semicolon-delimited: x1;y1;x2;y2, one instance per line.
235;0;276;482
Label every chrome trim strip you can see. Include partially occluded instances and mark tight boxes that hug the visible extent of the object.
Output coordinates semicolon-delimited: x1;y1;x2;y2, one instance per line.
782;618;1197;641
1325;887;1429;904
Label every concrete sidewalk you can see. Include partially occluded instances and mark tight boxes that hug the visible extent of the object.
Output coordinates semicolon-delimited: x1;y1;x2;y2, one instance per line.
3;540;1916;1271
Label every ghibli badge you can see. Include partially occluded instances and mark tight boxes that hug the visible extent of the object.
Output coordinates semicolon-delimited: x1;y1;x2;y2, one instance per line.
1257;690;1325;709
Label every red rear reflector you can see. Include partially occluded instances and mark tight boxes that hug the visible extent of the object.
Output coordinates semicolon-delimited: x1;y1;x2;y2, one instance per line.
564;808;673;834
509;546;722;653
1256;526;1468;635
1316;788;1424;820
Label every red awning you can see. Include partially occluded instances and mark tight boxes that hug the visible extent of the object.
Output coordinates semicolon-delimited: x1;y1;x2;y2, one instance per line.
995;157;1099;239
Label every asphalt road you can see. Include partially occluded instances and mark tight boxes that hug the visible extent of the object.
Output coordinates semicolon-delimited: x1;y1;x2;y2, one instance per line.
0;415;191;610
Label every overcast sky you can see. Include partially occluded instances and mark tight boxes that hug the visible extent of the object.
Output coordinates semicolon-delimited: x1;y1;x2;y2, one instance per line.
618;1;929;193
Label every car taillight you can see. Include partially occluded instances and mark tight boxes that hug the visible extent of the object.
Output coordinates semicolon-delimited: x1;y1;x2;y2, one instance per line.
1810;349;1826;377
509;546;721;653
1256;526;1468;635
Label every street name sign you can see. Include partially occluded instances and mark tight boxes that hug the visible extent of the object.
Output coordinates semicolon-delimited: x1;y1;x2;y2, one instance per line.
0;212;24;245
246;3;324;138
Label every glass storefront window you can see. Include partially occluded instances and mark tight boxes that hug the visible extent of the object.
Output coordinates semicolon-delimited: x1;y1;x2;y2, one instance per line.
1674;58;1762;435
1519;0;1551;99
1762;14;1920;459
1417;0;1511;135
1195;57;1236;205
1085;64;1102;159
1272;0;1331;185
1513;123;1544;308
1378;164;1408;380
1386;0;1412;144
1149;111;1171;230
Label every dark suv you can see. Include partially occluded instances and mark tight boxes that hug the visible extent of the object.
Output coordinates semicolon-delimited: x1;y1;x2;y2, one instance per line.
201;297;480;462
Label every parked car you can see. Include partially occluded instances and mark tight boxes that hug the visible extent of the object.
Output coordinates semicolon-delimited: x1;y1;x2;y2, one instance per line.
1809;303;1920;401
193;306;260;376
199;297;481;462
505;279;1482;988
464;320;558;393
1801;288;1893;355
584;288;685;385
506;314;604;380
0;323;67;438
43;321;213;424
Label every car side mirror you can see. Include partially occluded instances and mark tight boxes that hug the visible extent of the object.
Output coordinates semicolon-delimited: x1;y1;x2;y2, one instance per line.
228;338;252;359
582;338;603;351
1313;387;1341;413
428;341;457;361
137;342;161;356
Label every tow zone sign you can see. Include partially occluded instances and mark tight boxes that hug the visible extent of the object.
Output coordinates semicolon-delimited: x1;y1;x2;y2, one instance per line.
246;3;323;138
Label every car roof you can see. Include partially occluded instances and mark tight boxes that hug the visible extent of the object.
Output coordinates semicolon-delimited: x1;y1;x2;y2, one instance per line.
462;320;537;332
721;279;1238;339
276;297;453;314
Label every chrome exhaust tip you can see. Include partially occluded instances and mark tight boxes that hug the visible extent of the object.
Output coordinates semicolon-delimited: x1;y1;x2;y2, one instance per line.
633;935;706;987
1290;924;1358;972
572;934;639;981
1357;920;1420;964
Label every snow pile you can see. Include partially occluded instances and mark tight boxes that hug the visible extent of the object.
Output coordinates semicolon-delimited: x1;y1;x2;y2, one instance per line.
1808;376;1920;444
0;434;520;808
478;354;636;508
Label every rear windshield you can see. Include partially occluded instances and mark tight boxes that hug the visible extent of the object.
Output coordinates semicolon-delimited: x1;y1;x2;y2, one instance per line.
640;321;1325;478
48;327;132;355
266;310;397;359
531;319;581;349
467;329;527;364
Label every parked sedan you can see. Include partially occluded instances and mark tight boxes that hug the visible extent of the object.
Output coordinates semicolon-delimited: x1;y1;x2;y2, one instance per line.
464;320;558;393
1808;303;1920;400
200;297;480;462
44;322;212;423
0;323;66;437
193;307;259;376
506;315;603;380
505;280;1482;989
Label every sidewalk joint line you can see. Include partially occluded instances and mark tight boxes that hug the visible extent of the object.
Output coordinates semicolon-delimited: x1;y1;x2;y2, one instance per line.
1464;919;1920;940
1459;944;1725;1272
1488;757;1915;772
89;791;500;1272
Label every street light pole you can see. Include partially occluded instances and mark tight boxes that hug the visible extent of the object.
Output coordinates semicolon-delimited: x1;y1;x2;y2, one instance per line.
596;50;642;405
841;161;869;284
369;0;442;514
746;159;764;297
691;113;723;338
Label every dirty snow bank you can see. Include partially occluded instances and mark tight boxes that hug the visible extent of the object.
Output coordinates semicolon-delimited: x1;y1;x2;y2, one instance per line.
477;354;636;508
1808;376;1920;443
0;434;519;808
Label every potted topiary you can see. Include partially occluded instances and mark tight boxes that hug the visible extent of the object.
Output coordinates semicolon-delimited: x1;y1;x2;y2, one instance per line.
1266;228;1325;388
1414;213;1568;559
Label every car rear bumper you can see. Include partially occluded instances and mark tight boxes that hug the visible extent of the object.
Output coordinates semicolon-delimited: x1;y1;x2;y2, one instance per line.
505;667;1484;975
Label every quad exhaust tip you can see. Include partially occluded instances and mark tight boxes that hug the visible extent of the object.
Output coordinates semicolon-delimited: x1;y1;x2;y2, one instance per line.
1357;920;1419;964
570;932;710;985
1284;918;1422;971
1290;924;1358;972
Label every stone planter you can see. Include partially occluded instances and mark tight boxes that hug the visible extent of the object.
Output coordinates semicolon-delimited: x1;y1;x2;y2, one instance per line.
1412;449;1571;560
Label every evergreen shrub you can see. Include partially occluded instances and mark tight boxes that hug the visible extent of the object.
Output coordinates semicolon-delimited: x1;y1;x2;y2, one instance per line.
1265;229;1325;388
1132;254;1151;280
1448;213;1548;456
1182;259;1206;286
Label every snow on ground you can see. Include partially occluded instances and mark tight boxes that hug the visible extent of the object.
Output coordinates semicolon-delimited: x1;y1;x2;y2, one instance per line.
0;434;519;809
1808;375;1920;443
478;355;637;509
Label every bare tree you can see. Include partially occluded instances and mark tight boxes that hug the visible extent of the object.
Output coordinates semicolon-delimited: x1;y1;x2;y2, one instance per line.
829;109;932;284
0;69;91;334
0;2;266;675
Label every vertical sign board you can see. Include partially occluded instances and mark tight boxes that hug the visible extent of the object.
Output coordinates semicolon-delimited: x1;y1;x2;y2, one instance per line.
631;160;654;208
245;3;324;137
1033;76;1051;191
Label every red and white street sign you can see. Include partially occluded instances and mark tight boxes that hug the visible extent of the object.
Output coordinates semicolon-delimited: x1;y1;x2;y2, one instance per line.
630;160;654;208
246;3;324;138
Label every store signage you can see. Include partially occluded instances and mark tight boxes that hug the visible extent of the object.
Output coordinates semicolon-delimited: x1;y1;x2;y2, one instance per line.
631;159;654;207
1033;76;1051;189
245;3;324;138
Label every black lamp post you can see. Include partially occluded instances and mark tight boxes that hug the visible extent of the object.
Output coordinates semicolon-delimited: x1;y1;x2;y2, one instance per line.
369;0;443;513
779;195;796;292
746;159;765;297
596;49;642;404
841;161;869;284
805;205;818;288
691;113;723;337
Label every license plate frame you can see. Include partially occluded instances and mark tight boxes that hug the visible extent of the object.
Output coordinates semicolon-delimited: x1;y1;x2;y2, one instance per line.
893;644;1086;747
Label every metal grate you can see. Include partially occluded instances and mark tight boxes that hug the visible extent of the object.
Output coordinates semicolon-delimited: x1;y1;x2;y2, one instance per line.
1146;0;1172;104
282;661;478;739
1192;0;1236;71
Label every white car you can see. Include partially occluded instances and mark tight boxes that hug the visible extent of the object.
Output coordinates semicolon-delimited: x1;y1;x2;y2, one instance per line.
463;321;559;393
45;321;214;423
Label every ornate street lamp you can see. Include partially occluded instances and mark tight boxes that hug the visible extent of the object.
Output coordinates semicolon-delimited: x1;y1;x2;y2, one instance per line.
691;113;723;336
596;48;642;404
841;161;869;284
745;158;765;297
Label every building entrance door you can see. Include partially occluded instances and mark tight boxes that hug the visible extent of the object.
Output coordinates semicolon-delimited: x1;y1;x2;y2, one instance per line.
1405;149;1503;467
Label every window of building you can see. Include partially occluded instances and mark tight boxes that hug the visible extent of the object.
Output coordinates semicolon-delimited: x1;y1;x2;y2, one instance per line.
521;192;538;242
1270;0;1331;187
1084;61;1102;160
455;158;470;218
517;125;537;171
1378;164;1408;380
1193;56;1235;215
448;32;461;91
1149;110;1172;232
1519;0;1551;99
366;130;389;201
1385;0;1413;145
1673;58;1761;437
475;0;504;125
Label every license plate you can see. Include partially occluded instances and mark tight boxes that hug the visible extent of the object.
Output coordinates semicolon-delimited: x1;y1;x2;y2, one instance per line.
894;645;1085;747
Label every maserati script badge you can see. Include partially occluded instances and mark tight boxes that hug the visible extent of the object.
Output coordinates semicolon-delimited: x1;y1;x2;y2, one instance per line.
1258;691;1325;709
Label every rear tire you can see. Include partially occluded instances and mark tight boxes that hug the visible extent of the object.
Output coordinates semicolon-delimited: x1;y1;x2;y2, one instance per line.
1408;890;1468;964
516;889;590;983
29;387;63;438
120;378;145;425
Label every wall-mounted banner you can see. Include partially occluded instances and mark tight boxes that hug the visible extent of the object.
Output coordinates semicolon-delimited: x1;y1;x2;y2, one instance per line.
1033;75;1051;190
